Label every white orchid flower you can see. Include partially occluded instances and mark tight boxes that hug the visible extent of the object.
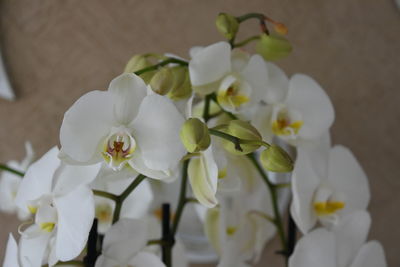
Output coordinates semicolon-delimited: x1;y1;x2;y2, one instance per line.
205;179;275;265
289;211;387;267
14;147;101;266
291;139;370;234
3;234;19;267
189;42;269;115
60;73;186;180
252;65;334;145
91;170;153;233
0;142;34;220
95;218;166;267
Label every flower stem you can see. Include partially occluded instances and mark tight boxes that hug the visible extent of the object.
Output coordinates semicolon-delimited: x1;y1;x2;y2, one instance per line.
112;174;146;223
247;153;288;259
208;129;270;152
0;163;24;177
233;35;260;48
171;160;189;236
203;94;212;122
92;190;119;202
161;203;173;267
134;57;188;76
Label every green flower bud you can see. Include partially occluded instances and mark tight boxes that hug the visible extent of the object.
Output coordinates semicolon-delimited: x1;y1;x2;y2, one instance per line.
256;34;292;61
168;66;192;100
221;120;262;155
216;13;239;40
149;67;175;95
260;145;294;172
124;54;155;83
180;118;211;153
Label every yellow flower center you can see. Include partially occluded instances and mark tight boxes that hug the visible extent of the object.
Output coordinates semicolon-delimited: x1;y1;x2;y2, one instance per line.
95;203;113;223
218;85;249;109
102;132;136;171
28;205;37;214
40;222;55;232
226;226;237;236
272;114;303;136
218;168;227;179
313;201;345;216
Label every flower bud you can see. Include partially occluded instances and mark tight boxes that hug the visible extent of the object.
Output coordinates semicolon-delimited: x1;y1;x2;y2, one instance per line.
260;145;293;172
149;67;175;95
180;118;211;153
256;34;292;61
216;13;239;40
220;120;262;155
168;66;192;100
124;54;155;83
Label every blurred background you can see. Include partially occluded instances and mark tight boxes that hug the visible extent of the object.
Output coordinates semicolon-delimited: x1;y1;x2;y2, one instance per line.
0;0;399;266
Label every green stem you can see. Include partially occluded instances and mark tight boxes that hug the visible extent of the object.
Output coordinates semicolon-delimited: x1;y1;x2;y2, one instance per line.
92;190;118;202
112;174;146;223
0;163;24;177
233;35;260;48
247;153;288;258
203;94;212;122
209;93;238;120
236;13;266;23
208;129;270;152
134;57;188;75
171;160;189;236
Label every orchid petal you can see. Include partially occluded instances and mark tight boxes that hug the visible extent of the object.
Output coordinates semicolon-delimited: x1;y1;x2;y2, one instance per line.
189;42;231;86
108;73;147;124
3;234;19;267
54;186;95;261
327;145;370;213
241;55;269;104
287;74;334;140
60;90;114;163
264;62;289;104
19;225;51;267
132;94;185;172
350;241;387;267
129;251;166;267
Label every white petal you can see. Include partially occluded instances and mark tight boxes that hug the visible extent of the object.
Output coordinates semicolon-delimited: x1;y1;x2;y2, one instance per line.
333;211;371;267
108;73;147;124
251;104;274;142
132;94;185;171
129;251;166;267
350;241;387;267
102;218;147;263
289;228;337;267
189;46;204;58
240;55;269;104
54;186;95;261
290;148;320;234
264;62;289;104
121;179;153;219
60;90;114;163
327;145;370;213
189;41;231;86
173;239;189;267
205;207;222;255
19;225;51;267
53;163;101;196
95;255;120;267
15;147;60;212
287;74;334;140
188;147;218;208
20;141;35;170
3;234;19;267
0;170;21;213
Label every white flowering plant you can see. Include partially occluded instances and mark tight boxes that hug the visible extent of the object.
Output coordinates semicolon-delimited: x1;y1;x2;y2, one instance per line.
0;12;387;267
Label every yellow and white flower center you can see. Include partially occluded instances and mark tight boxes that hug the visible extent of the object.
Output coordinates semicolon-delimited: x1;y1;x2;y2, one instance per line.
103;128;136;171
95;202;113;224
217;75;251;112
271;107;303;137
313;185;345;217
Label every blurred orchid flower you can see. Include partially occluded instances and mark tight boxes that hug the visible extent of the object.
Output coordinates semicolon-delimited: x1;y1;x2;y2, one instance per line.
289;211;387;267
95;218;165;267
0;142;34;220
252;67;334;145
14;147;101;266
291;138;370;234
60;73;186;180
3;234;19;267
0;49;14;101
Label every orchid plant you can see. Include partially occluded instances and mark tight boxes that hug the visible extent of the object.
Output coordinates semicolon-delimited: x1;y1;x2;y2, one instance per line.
0;12;387;267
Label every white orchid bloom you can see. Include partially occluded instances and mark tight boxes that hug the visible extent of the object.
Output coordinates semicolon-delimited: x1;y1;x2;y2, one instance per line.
14;147;101;266
0;142;34;220
289;211;387;267
252;65;334;145
291;140;370;234
205;178;275;265
189;42;269;115
95;218;165;267
60;73;186;180
91;170;153;233
3;234;19;267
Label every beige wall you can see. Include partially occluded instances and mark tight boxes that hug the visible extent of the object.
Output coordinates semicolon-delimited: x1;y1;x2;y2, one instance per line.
0;0;399;266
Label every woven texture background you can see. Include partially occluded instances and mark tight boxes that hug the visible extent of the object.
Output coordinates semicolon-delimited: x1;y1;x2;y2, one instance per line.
0;0;399;266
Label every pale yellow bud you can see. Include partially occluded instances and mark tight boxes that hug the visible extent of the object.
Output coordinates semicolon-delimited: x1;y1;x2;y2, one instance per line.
260;145;293;172
220;120;262;155
149;67;174;95
216;13;239;40
168;66;192;100
256;34;292;61
124;54;155;83
180;118;211;153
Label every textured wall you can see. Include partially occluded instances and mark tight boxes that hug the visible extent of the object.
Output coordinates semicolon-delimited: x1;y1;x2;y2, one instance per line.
0;0;399;266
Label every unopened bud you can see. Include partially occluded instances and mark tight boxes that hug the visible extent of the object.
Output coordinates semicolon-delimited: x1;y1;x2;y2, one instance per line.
149;67;174;95
124;54;155;83
273;22;288;35
168;66;192;100
180;118;211;153
260;145;293;172
221;120;262;155
216;13;239;40
256;34;292;61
